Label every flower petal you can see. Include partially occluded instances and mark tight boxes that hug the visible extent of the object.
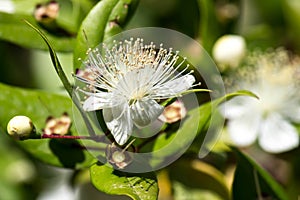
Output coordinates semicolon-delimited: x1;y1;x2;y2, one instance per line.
280;102;300;123
151;74;195;99
221;96;259;119
227;111;261;147
103;103;133;145
131;99;164;128
259;113;299;153
83;92;114;111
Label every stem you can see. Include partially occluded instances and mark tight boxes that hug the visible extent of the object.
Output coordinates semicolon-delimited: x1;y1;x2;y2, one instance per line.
122;139;136;153
41;133;106;142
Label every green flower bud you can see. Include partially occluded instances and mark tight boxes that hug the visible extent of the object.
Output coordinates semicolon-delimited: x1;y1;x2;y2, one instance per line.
7;116;36;140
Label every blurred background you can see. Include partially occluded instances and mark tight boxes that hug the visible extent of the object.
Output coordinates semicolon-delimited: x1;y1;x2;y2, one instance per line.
1;0;300;199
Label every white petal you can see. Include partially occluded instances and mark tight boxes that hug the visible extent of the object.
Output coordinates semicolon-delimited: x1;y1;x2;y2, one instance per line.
221;96;259;119
280;103;300;123
259;113;299;153
131;99;164;128
116;66;155;97
227;111;261;147
152;75;195;99
83;92;113;111
103;103;133;145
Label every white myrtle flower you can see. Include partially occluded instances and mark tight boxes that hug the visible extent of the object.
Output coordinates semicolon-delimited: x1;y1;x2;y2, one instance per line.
223;49;300;153
76;38;196;145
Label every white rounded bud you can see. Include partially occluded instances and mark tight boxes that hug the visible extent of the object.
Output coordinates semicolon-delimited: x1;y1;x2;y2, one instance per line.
212;35;246;70
7;116;35;140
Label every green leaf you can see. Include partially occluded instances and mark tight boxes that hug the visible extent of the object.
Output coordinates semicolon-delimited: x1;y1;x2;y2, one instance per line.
169;159;230;200
195;90;258;157
232;147;289;200
25;20;97;137
24;20;73;97
0;83;95;169
282;0;300;51
73;0;140;70
172;181;224;200
0;0;99;51
197;0;241;53
197;0;222;53
90;163;158;200
141;90;258;167
103;0;140;41
0;12;75;52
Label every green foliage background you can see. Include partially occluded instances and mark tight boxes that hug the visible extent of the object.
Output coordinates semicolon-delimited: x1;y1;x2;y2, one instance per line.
0;0;300;199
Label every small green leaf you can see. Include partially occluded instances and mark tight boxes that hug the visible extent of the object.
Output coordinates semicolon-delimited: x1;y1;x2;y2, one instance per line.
90;163;158;200
232;147;289;200
73;0;140;70
0;83;94;169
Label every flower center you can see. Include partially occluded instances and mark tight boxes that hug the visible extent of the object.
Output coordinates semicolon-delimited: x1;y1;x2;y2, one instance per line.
128;88;149;106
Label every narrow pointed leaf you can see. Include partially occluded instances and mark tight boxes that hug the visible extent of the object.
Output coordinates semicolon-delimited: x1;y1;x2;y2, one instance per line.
25;20;96;136
24;20;73;97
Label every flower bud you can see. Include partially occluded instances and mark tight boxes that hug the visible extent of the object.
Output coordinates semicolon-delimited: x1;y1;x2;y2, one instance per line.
43;113;71;135
212;35;246;70
159;100;187;123
34;1;59;23
106;143;133;169
7;116;36;140
33;0;72;36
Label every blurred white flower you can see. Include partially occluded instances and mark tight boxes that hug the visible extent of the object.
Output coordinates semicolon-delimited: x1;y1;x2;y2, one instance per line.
212;34;246;70
76;38;196;145
0;0;14;13
37;168;75;200
222;49;300;153
5;159;35;183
